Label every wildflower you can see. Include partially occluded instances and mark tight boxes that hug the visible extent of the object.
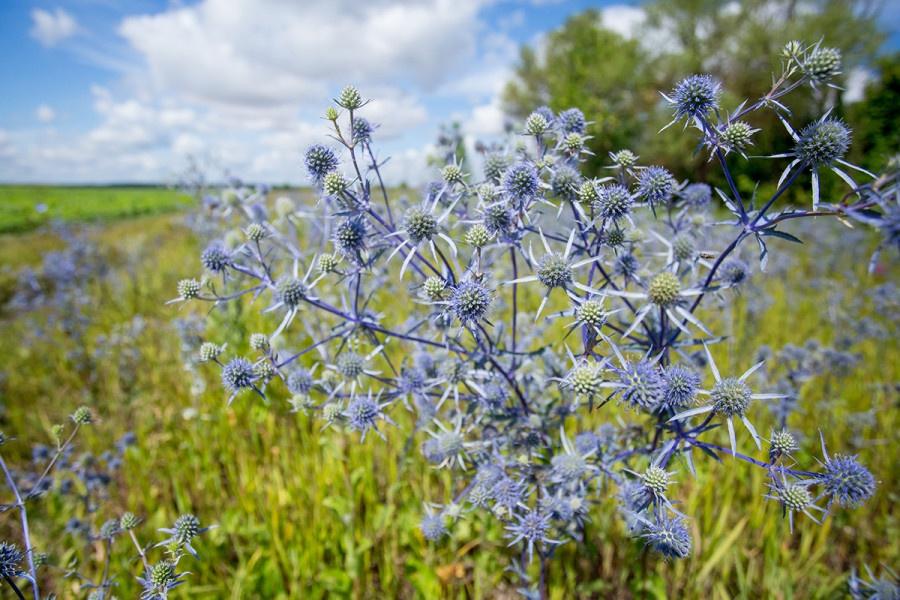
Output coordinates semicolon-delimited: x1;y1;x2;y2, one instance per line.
663;74;720;126
609;149;638;168
0;542;25;579
344;391;392;441
524;112;550;136
641;512;691;559
765;475;824;532
176;278;201;300
636;166;676;208
200;243;230;273
558;108;586;134
505;509;560;562
660;365;700;412
305;145;339;182
803;46;841;84
819;435;876;507
448;279;493;325
594;184;633;221
502;162;540;207
336;85;364;110
71;406;92;425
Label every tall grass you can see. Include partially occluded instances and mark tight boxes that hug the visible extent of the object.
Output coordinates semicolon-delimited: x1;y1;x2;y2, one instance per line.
0;212;895;598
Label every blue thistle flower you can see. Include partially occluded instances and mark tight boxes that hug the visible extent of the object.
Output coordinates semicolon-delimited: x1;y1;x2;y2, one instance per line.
533;105;556;125
795;119;851;168
0;542;24;578
637;166;676;206
660;365;700;411
287;369;314;395
491;476;527;513
642;513;692;559
669;74;720;121
505;509;559;561
595;184;633;221
502;162;540;205
201;243;230;273
420;513;447;541
352;117;373;143
681;182;711;207
449;280;492;324
558;108;586;134
821;450;876;508
617;360;663;411
304;144;339;182
551;165;581;201
221;358;255;394
334;216;368;256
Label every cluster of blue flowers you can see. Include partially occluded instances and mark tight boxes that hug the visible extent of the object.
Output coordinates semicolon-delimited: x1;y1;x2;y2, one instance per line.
166;42;896;596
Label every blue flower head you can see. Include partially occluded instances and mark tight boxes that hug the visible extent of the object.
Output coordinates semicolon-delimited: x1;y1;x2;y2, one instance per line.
558;108;586;134
503;162;540;206
304;144;339;182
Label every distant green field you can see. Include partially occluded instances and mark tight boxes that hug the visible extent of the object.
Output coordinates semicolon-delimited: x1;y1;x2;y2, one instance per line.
0;185;193;233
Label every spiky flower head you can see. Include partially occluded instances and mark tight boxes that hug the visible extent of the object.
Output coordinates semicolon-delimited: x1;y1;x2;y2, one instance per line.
249;333;270;352
803;47;841;82
317;253;339;274
286;369;314;395
795;119;851;167
682;182;712;207
577;180;599;204
643;514;691;559
346;396;380;435
524;112;550;136
537;253;573;289
614;253;639;278
769;429;799;461
450;280;492;324
244;222;267;242
720;258;749;287
661;365;700;411
420;276;446;301
671;74;720;119
558;108;586;134
551;166;581;201
595;184;633;221
778;484;812;512
483;203;512;234
337;352;365;379
711;377;752;416
334;216;367;254
173;513;201;544
403;207;438;243
352;117;373;143
0;542;23;578
420;514;446;540
99;519;120;539
276;277;307;308
120;512;140;530
502;162;540;204
72;406;92;425
322;171;348;196
648;272;681;306
199;342;223;363
305;144;339;182
551;453;588;483
324;106;339;121
336;85;363;110
605;227;625;247
148;561;176;587
201;244;230;273
576;299;607;329
465;223;490;248
563;132;586;153
822;453;876;507
483;153;509;182
254;360;274;382
441;163;464;185
618;361;663;411
641;466;670;496
177;278;201;300
672;233;695;262
222;358;255;393
721;121;755;152
637;166;676;205
611;149;638;168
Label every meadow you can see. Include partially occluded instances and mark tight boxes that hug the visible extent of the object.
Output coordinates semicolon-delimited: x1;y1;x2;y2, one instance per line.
0;186;896;598
0;185;192;234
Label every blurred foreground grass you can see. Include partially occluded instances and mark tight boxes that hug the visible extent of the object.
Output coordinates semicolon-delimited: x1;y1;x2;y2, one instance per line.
0;185;192;233
0;211;896;599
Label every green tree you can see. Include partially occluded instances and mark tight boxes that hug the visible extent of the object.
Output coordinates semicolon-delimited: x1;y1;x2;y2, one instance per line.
847;53;900;171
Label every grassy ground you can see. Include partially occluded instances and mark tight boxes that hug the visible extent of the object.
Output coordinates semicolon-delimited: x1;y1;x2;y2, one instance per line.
0;185;193;233
0;211;896;599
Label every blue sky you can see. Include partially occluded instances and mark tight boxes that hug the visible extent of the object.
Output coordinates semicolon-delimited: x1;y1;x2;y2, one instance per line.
0;0;896;185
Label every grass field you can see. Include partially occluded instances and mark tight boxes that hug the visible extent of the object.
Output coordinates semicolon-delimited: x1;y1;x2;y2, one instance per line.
0;185;193;233
0;203;897;598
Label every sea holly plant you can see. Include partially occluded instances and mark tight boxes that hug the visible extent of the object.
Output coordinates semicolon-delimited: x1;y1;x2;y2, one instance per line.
174;41;894;597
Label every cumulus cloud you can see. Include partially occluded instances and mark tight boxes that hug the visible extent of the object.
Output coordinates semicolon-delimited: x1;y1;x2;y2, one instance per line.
30;8;79;47
36;104;56;123
843;67;871;104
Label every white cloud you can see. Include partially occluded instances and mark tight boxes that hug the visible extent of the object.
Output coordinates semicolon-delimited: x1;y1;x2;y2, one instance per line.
600;5;646;39
30;8;79;47
36;104;56;123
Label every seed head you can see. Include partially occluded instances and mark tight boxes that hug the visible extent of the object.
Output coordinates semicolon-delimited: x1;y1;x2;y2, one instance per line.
721;121;755;152
177;278;201;300
769;429;799;461
72;406;92;425
641;466;670;496
276;277;308;308
465;223;490;248
244;222;267;242
423;276;447;301
551;166;581;201
322;171;348;196
537;253;573;289
441;164;464;185
576;299;607;329
567;364;604;398
324;106;339;121
199;342;223;363
672;233;695;262
148;561;176;587
611;149;638;168
524;112;550;136
483;204;512;234
778;485;812;512
647;272;681;306
711;377;752;416
318;253;340;274
120;512;140;530
795;119;851;167
173;513;201;543
577;180;599;204
803;47;841;82
403;207;438;243
563;132;585;153
322;403;341;423
336;85;363;110
249;333;270;352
